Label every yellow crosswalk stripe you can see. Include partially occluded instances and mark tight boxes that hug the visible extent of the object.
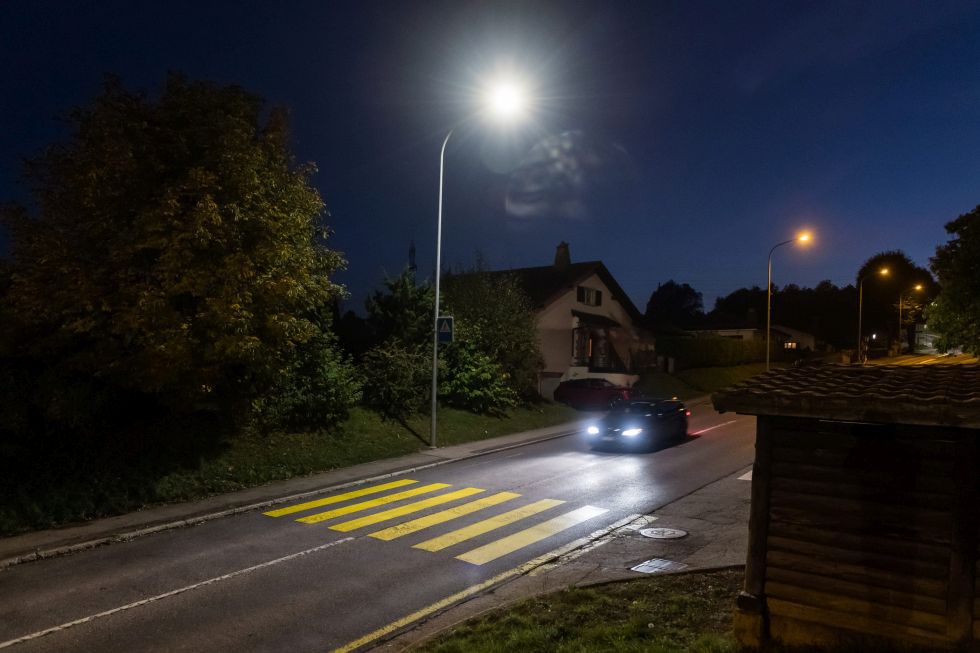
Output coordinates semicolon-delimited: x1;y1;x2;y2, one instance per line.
264;479;418;518
330;488;486;532
456;505;609;565
413;498;565;552
369;492;521;541
297;483;451;524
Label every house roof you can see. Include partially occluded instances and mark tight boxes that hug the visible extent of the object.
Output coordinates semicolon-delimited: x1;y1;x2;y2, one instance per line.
493;261;643;323
712;364;980;428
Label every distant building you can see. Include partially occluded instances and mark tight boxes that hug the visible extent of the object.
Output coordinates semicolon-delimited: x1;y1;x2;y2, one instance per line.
493;242;652;398
691;325;816;352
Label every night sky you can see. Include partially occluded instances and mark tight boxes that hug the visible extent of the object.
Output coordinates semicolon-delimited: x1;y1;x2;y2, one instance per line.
3;1;980;313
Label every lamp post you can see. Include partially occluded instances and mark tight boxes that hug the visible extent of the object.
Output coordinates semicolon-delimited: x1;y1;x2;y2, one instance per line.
429;80;529;448
856;266;889;364
766;232;811;371
897;283;924;353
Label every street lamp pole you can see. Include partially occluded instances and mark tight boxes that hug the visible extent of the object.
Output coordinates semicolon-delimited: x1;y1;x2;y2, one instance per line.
856;267;888;364
430;128;453;449
766;239;794;371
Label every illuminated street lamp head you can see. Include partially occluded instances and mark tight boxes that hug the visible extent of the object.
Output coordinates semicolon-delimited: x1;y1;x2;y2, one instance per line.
797;232;811;243
880;267;890;276
483;79;529;123
914;283;923;291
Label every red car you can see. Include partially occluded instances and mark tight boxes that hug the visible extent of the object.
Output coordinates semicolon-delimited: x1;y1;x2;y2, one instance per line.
553;378;631;410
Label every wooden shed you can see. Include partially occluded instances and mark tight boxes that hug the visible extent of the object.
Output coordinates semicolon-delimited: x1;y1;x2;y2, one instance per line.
713;364;980;650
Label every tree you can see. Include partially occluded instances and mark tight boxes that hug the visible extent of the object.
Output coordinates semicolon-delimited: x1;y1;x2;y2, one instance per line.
442;266;543;403
364;269;434;348
856;250;936;345
644;280;703;331
928;205;980;353
0;74;356;427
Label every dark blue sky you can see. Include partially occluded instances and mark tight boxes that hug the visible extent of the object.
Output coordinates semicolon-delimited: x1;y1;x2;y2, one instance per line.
3;1;979;312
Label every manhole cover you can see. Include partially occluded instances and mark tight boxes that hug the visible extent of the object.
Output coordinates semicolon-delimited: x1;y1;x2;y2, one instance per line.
631;558;689;574
639;527;688;539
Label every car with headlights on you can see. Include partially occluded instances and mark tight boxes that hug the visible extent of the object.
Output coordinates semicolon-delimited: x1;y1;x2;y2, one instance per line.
584;399;689;450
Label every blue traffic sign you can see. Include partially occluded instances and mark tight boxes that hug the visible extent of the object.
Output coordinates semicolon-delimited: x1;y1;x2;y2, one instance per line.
437;316;454;344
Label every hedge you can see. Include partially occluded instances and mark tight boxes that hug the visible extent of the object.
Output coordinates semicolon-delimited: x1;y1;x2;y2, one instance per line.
655;336;768;369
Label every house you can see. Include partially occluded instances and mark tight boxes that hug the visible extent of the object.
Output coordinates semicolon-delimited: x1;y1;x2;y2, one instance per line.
500;242;652;398
692;325;817;352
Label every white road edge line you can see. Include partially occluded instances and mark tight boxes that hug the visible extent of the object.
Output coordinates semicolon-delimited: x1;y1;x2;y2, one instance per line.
0;537;356;650
690;419;737;435
330;513;643;653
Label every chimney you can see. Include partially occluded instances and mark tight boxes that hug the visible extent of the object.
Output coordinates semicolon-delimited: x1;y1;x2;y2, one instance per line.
554;241;570;270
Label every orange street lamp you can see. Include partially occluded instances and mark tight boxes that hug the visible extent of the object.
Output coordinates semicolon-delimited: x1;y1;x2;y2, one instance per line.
766;232;812;371
856;266;889;364
897;283;924;353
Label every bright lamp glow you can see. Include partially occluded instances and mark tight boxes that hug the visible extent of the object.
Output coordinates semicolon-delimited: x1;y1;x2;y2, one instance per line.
484;80;528;122
797;232;811;243
622;428;643;437
880;267;890;276
587;426;599;435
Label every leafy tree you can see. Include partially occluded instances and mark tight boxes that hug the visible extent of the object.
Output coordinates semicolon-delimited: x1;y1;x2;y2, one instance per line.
856;250;936;345
644;280;703;331
0;73;355;427
364;269;434;348
928;206;980;353
440;340;518;414
442;267;543;401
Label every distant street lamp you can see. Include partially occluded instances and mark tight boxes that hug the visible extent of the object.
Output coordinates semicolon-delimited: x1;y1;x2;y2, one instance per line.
766;232;811;371
856;266;889;364
897;283;924;353
430;79;530;448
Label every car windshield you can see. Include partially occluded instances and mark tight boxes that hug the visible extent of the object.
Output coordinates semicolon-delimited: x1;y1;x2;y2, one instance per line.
610;401;654;414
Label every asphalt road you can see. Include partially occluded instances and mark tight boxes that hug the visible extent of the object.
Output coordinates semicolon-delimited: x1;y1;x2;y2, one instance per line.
0;407;756;652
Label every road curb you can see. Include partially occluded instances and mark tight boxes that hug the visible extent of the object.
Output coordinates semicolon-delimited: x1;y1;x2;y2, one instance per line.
0;425;581;571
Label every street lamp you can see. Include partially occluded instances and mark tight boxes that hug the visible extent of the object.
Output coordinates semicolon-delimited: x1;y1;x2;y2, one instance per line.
766;232;811;371
856;266;889;364
897;283;924;353
430;79;530;448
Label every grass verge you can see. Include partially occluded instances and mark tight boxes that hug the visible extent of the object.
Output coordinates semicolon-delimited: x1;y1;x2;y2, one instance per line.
417;569;743;653
634;362;775;401
0;402;579;536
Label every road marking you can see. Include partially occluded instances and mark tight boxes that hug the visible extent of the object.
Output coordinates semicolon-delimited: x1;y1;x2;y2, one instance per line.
263;479;418;517
0;537;355;651
738;470;753;481
414;499;565;552
456;506;609;565
329;488;485;532
330;513;639;653
690;419;737;435
297;483;451;524
369;492;521;541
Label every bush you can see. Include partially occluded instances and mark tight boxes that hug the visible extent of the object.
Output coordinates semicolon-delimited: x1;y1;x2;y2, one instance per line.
254;334;362;430
440;342;518;414
656;336;767;369
361;340;430;419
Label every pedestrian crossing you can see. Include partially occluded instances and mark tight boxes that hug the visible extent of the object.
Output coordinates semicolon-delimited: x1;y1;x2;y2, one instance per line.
263;480;608;566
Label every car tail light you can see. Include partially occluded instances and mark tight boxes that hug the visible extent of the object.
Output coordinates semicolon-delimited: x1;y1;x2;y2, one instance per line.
685;410;692;416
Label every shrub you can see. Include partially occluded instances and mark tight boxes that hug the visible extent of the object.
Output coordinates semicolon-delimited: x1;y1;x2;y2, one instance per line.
656;336;767;369
361;340;430;419
440;341;518;414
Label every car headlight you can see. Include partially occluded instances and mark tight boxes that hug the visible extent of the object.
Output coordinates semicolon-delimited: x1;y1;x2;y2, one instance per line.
622;428;643;437
587;426;600;435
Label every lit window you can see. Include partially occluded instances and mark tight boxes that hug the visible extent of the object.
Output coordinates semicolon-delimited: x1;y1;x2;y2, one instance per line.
784;341;798;350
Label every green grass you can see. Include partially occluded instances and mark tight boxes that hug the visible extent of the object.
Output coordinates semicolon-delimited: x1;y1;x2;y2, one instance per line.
0;402;579;536
634;363;775;401
418;569;743;653
674;362;774;393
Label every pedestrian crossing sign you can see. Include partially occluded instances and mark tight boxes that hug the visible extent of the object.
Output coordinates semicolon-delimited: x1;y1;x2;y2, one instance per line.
437;316;454;344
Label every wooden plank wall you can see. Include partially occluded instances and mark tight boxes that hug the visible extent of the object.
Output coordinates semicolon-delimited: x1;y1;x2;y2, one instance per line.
764;416;962;648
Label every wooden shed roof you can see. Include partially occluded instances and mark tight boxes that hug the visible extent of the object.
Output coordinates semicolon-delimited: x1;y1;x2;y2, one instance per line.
712;364;980;428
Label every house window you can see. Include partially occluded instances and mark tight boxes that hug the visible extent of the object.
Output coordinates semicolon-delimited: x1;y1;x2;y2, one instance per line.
784;341;798;350
577;286;602;307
